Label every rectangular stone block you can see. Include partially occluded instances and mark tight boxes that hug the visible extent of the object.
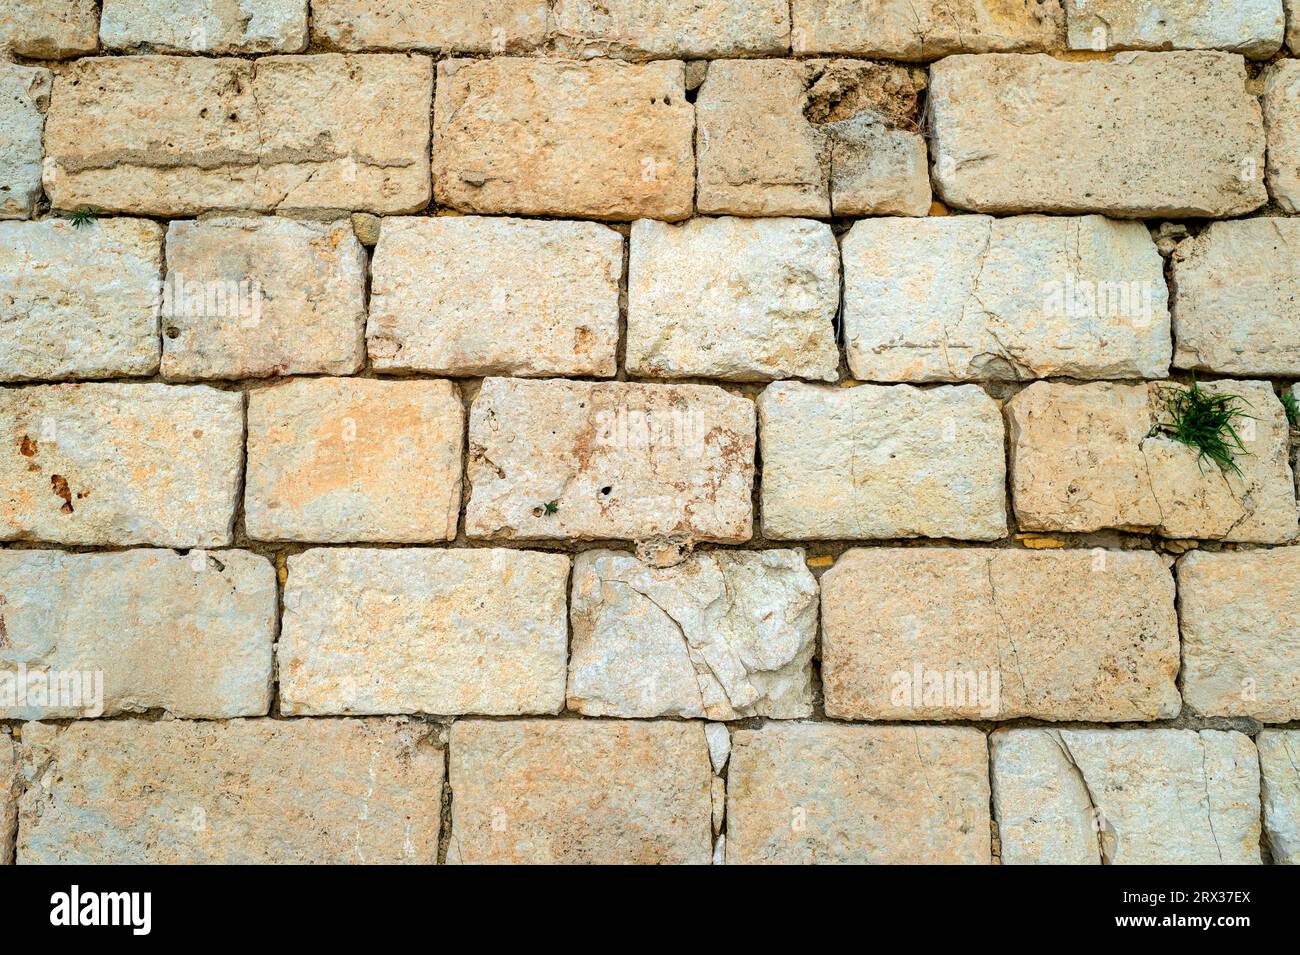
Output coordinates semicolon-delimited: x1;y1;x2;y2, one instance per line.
312;0;547;52
1066;0;1285;57
100;0;308;53
1179;549;1300;722
758;381;1007;541
0;0;98;58
448;719;713;864
0;549;274;719
281;547;569;716
17;719;443;864
727;723;991;864
790;0;1063;59
245;378;463;543
1172;218;1300;375
696;59;929;217
1264;60;1300;214
1258;731;1300;865
367;216;620;377
1;734;13;864
45;55;432;216
0;218;163;381
552;0;788;58
821;548;1179;722
568;549;817;720
1;383;243;547
930;52;1267;217
0;65;52;220
466;377;755;544
160;217;366;380
433;58;693;220
991;728;1260;864
627;217;839;382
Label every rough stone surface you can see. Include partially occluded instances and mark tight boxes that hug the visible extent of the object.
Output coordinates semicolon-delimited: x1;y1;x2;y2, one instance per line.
100;0;309;53
44;55;432;216
281;548;569;716
448;719;712;864
0;65;52;221
161;217;366;380
1172;218;1300;376
367;216;621;377
696;59;930;217
245;378;463;543
434;58;693;220
466;377;755;544
1066;0;1285;57
843;215;1170;382
930;52;1267;217
312;0;548;52
0;0;98;58
1;383;243;547
991;728;1261;864
0;549;274;719
567;549;817;719
1290;0;1300;51
627;217;840;382
1258;730;1300;865
705;723;730;773
1264;60;1300;214
759;381;1007;541
1179;549;1300;722
727;723;991;864
790;0;1063;59
16;719;443;864
1;734;14;863
552;0;788;58
0;218;163;382
821;548;1180;722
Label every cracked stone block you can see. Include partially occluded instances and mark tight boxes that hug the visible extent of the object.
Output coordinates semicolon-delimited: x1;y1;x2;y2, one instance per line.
627;217;840;382
367;216;621;377
0;0;98;58
448;719;713;864
759;381;1007;541
696;59;930;217
16;719;443;864
100;0;308;53
930;52;1267;217
1007;380;1298;541
552;0;789;58
434;58;694;220
1172;218;1300;376
1258;731;1300;865
245;378;463;543
991;728;1261;865
0;218;163;382
44;55;432;216
161;217;366;380
281;547;569;716
1178;549;1300;722
466;377;755;544
0;65;52;221
0;383;243;547
1264;60;1300;214
821;548;1179;722
0;549;273;719
727;723;991;864
567;549;817;719
843;215;1170;382
1066;0;1285;57
789;0;1063;59
312;0;547;52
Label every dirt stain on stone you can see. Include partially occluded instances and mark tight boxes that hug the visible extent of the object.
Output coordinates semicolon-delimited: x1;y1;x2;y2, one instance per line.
50;474;74;513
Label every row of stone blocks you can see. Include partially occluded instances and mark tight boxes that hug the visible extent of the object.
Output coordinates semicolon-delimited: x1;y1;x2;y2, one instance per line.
3;720;1298;864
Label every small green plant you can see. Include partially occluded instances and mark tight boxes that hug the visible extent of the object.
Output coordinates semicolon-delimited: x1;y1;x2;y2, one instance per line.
1282;390;1299;430
542;499;559;515
68;208;99;229
1150;378;1253;476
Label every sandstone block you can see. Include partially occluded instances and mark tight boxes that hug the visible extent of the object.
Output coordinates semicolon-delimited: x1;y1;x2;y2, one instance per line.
1264;60;1300;214
991;728;1260;864
367;216;620;377
821;548;1179;722
245;378;463;543
727;723;991;864
466;377;755;544
627;217;840;382
45;55;432;216
448;719;713;864
0;734;12;863
312;0;547;52
16;719;443;864
758;381;1007;541
1258;731;1300;865
552;0;788;58
0;0;97;58
1290;0;1300;51
930;52;1267;217
1;383;243;547
100;0;308;53
0;65;52;220
0;218;163;381
1066;0;1285;57
0;549;274;719
433;58;693;220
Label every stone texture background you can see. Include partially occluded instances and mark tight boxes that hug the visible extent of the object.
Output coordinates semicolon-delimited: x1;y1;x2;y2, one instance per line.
1;0;1298;866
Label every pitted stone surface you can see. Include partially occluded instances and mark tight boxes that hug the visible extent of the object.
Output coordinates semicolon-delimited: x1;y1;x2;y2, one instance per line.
0;0;98;58
1065;0;1285;57
1;735;14;863
100;0;309;54
1258;731;1300;865
312;0;548;52
553;0;789;58
0;65;52;220
1264;60;1300;214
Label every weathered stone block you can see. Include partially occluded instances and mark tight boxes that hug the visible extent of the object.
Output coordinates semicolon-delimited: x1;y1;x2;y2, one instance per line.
312;0;547;52
552;0;788;58
0;0;98;58
100;0;308;53
0;65;52;221
1066;0;1285;57
1258;730;1300;865
1289;0;1300;51
1264;60;1300;214
1;734;14;864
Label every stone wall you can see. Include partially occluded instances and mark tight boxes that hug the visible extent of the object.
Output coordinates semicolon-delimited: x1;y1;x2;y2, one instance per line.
1;0;1299;865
